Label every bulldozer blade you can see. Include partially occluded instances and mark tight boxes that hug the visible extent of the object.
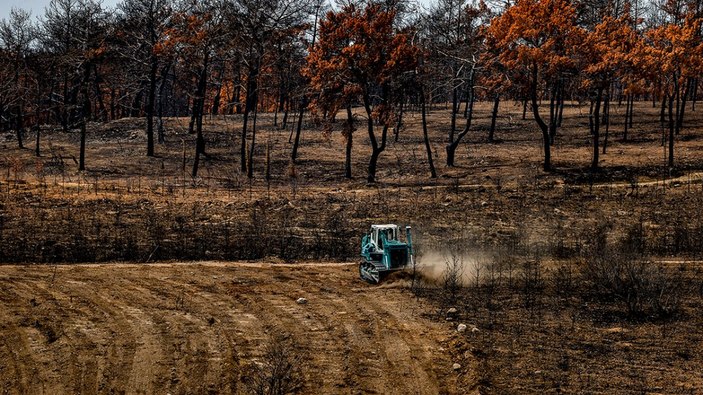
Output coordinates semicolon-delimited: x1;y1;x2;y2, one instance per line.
359;262;380;284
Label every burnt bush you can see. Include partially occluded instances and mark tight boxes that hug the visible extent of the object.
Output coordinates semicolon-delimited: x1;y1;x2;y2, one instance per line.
620;219;647;256
0;195;363;263
581;252;684;320
441;255;465;307
242;333;303;395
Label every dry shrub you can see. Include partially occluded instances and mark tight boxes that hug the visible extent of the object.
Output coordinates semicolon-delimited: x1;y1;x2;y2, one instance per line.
667;217;703;257
620;219;646;256
519;258;544;314
441;254;465;307
581;252;683;320
580;217;684;320
243;333;303;395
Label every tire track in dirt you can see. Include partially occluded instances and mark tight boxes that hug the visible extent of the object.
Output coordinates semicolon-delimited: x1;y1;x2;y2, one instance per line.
110;276;200;394
0;282;29;394
20;268;140;393
230;267;377;392
0;284;37;395
359;290;447;394
235;289;356;392
225;266;452;394
1;276;71;393
0;263;463;394
48;268;139;394
131;269;242;394
340;286;453;395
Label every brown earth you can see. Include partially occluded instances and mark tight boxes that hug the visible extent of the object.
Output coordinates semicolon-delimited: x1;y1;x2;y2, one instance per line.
0;262;470;395
2;101;703;394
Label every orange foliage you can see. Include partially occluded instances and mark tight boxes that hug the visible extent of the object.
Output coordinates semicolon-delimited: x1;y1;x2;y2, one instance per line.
643;15;703;93
485;0;583;79
305;2;418;117
581;13;643;90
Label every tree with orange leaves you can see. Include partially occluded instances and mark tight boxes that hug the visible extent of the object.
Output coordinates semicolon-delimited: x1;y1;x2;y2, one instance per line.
643;15;703;168
485;0;583;171
581;12;642;170
305;2;417;182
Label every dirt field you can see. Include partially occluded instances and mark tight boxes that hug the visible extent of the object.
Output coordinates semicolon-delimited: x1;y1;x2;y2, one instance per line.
0;262;470;395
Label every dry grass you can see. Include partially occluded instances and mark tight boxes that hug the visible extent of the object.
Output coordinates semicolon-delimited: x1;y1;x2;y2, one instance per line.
2;101;703;263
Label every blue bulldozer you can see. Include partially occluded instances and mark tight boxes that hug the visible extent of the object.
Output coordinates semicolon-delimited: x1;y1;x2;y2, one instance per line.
359;224;414;284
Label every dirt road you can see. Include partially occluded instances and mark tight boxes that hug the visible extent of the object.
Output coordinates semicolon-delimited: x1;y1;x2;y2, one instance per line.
0;262;465;394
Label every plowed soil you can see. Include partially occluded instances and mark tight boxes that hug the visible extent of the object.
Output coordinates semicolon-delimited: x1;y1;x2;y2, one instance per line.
0;262;465;394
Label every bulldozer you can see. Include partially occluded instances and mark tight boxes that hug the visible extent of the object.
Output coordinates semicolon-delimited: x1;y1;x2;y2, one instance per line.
359;224;414;284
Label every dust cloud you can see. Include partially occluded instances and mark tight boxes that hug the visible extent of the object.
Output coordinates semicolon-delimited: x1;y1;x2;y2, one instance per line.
414;250;492;286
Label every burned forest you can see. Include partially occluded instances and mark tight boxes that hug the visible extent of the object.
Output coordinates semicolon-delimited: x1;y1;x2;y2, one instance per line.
2;0;703;393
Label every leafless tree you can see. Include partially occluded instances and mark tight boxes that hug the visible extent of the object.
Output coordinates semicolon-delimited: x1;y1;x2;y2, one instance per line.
41;0;107;170
0;8;37;148
224;0;312;178
117;0;174;156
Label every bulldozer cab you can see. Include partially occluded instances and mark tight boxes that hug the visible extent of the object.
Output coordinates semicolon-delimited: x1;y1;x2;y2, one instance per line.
360;224;414;284
370;225;398;251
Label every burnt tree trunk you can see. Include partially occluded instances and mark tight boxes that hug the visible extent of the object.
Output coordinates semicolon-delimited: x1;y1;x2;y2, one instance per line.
557;85;565;127
110;88;116;121
668;92;675;168
211;62;224;116
131;88;143;118
449;85;459;144
192;51;210;178
78;64;91;172
274;63;289;128
79;120;86;171
282;99;290;130
394;99;404;142
62;74;69;132
247;96;260;179
691;78;697;111
15;107;24;149
548;83;558;145
590;87;603;171
146;54;158;157
530;63;551;171
676;78;690;134
364;89;388;183
463;81;472;118
291;97;306;163
446;68;475;167
489;95;499;143
602;93;610;154
241;59;259;173
93;66;107;122
628;95;634;129
420;86;436;178
344;104;354;179
34;126;40;157
157;62;171;144
622;96;632;141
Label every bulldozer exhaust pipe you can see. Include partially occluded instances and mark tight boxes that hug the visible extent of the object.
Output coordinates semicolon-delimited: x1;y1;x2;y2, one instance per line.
405;226;414;270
